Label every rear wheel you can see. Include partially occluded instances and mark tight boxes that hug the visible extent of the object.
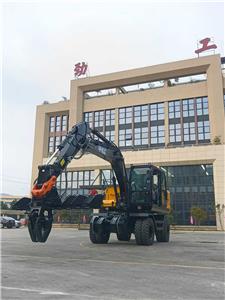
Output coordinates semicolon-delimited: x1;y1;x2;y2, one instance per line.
89;223;110;244
156;216;170;242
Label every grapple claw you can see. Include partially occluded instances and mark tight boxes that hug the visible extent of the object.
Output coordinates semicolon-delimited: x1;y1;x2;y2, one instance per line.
28;209;53;243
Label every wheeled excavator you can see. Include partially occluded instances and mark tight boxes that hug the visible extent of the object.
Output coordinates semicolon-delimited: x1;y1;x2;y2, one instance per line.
14;121;171;245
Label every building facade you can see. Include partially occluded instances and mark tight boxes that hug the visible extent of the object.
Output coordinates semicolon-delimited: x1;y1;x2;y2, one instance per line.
32;55;225;229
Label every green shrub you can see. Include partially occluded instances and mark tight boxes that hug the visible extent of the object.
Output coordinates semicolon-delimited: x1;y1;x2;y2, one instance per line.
191;207;207;226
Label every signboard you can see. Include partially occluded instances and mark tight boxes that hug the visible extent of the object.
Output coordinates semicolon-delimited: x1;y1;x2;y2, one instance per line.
195;37;217;57
74;62;88;78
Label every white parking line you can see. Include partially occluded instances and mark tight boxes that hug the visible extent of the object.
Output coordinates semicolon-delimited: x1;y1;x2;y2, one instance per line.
2;254;225;271
1;286;135;299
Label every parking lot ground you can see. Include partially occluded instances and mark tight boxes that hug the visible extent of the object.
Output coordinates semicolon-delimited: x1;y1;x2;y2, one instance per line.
1;228;225;300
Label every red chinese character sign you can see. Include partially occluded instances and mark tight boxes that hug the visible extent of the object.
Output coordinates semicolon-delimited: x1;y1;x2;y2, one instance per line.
74;62;88;78
195;37;217;57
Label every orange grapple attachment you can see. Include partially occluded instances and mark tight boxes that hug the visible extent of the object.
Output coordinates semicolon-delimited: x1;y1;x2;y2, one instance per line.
31;176;57;198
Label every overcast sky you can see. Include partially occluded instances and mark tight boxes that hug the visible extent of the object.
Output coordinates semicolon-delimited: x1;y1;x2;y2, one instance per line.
1;0;224;196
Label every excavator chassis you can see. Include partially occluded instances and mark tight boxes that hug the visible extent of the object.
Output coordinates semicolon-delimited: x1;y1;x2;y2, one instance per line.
89;212;170;245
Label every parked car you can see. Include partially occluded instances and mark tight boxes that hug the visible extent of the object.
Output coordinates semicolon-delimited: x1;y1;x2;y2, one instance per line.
0;216;21;228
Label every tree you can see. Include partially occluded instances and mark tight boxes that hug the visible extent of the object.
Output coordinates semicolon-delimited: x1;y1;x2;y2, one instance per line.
0;202;9;210
191;207;207;226
9;199;18;209
215;204;225;231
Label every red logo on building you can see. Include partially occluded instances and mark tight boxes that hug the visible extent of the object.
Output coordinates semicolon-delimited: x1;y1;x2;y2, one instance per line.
195;37;217;55
74;62;88;77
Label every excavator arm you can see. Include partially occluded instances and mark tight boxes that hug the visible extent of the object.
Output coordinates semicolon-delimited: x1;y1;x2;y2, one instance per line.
14;122;128;242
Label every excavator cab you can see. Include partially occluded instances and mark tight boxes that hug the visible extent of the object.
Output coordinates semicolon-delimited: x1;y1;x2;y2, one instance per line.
129;165;169;212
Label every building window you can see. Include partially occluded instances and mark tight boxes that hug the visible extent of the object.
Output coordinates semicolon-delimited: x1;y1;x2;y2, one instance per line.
105;110;115;142
134;105;148;123
84;109;115;142
94;111;104;129
134;105;148;147
198;120;210;141
169;97;210;146
162;165;215;226
196;97;209;116
119;107;133;147
100;169;114;185
119;107;132;124
57;170;95;195
150;125;165;145
48;137;54;153
105;109;115;126
169;124;181;143
62;115;68;131
84;112;93;128
169;100;181;119
134;127;148;146
183;122;196;143
48;113;69;155
119;128;132;147
150;103;165;147
150;103;164;121
49;117;55;132
183;99;194;117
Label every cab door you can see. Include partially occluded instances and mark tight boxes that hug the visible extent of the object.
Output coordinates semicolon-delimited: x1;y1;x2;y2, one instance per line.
129;166;152;209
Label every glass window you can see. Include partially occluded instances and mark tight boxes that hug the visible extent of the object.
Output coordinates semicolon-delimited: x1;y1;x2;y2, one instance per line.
150;103;164;121
84;112;93;128
169;123;181;143
55;136;61;148
48;137;54;154
196;97;209;116
162;165;215;226
101;169;115;185
134;127;148;146
150;125;165;145
57;170;95;196
94;111;104;128
198;120;210;141
49;117;55;132
119;107;132;124
119;128;132;147
134;105;148;123
169;101;180;119
105;130;115;142
183;122;196;142
55;116;61;132
62;115;68;131
182;99;194;117
105;110;115;126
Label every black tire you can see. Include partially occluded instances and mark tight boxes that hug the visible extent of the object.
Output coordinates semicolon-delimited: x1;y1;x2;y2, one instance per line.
134;219;143;245
89;223;110;244
156;216;170;242
117;231;131;241
141;218;155;246
6;222;13;229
